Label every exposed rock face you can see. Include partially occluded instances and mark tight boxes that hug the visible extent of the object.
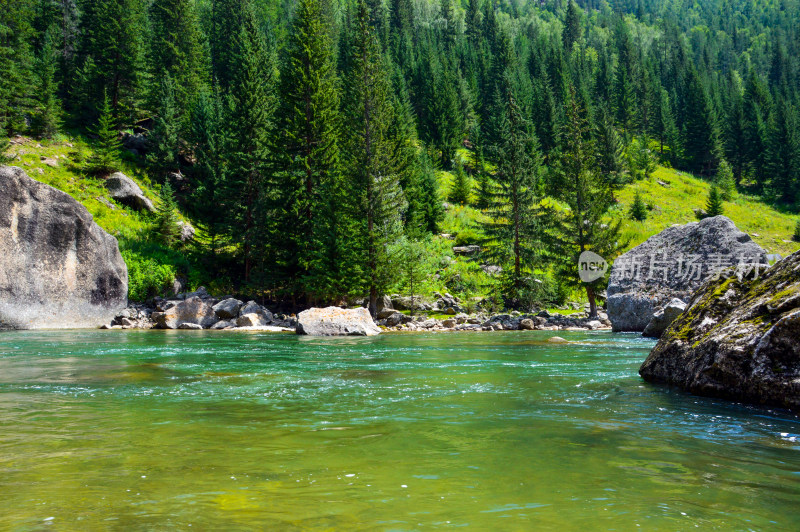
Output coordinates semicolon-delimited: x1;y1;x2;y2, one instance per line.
152;297;218;329
607;216;767;331
297;307;381;336
642;298;687;338
640;250;800;410
0;166;128;329
104;172;155;213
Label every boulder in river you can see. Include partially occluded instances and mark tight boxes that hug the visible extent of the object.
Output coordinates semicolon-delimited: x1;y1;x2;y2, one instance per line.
607;216;767;332
152;296;217;329
0;166;128;329
213;298;242;319
104;172;155;213
297;307;381;336
639;250;800;410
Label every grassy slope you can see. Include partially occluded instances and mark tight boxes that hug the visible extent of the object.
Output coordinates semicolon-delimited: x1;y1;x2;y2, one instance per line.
6;135;159;240
616;167;800;257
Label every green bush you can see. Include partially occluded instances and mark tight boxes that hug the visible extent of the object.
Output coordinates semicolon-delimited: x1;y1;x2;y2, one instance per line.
120;242;191;301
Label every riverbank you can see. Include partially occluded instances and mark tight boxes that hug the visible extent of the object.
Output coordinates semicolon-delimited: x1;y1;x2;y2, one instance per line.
103;287;612;334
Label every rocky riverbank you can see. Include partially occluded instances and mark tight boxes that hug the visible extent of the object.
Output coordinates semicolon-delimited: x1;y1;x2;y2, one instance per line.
104;288;613;333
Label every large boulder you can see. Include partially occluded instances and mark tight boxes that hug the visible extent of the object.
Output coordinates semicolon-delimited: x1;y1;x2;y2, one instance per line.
0;166;128;329
152;296;217;329
104;172;155;213
607;216;767;331
213;298;242;319
642;298;687;338
639;250;800;410
297;307;381;336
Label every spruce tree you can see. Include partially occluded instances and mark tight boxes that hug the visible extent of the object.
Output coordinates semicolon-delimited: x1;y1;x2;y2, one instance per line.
189;89;227;257
86;91;121;175
793;220;800;243
147;73;180;179
0;137;13;164
156;181;180;246
682;66;718;175
417;150;444;233
31;26;61;139
276;0;345;302
449;163;472;205
764;99;799;205
629;190;648;221
704;186;725;218
148;0;208;124
715;159;737;201
341;0;406;316
562;0;581;52
225;7;278;283
742;72;771;190
546;85;625;318
484;48;544;304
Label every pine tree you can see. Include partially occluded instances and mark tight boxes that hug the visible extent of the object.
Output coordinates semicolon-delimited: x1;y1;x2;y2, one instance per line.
276;0;345;302
484;48;544;304
86;91;121;175
341;0;407;316
417;150;443;233
704;186;724;218
595;106;627;194
224;7;278;283
75;0;147;122
742;72;771;190
562;0;581;52
629;190;648;221
148;0;207;124
147;73;180;179
715;159;737;201
682;66;718;175
31;26;61;139
793;220;800;243
449;163;472;205
546;85;625;318
0;0;35;134
764;99;799;205
395;236;431;318
155;181;180;246
189;89;227;257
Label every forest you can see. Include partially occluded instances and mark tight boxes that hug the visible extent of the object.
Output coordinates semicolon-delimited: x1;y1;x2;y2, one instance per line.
1;0;799;315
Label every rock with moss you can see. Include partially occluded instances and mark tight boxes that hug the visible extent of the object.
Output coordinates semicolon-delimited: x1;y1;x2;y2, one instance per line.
607;216;767;331
639;250;800;410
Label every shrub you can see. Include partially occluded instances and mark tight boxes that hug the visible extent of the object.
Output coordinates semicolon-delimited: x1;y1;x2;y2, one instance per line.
793;220;800;243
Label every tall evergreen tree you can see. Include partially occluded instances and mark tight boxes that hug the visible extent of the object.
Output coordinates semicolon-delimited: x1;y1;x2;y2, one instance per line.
764;99;799;205
86;91;121;174
484;46;544;305
682;66;718;175
155;180;181;246
562;0;582;52
547;86;625;318
147;73;180;179
31;26;61;138
148;0;208;124
342;0;407;316
225;6;278;282
276;0;345;302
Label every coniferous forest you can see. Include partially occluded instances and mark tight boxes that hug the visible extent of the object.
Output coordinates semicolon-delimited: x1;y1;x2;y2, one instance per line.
2;0;800;314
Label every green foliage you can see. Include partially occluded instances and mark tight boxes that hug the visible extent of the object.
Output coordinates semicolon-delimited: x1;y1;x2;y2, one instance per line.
86;92;121;175
0;137;12;164
702;186;725;218
121;248;178;302
30;27;61;139
629;191;648;221
155;181;180;246
794;220;800;243
715;159;737;201
147;73;180;178
448;163;471;205
628;137;657;180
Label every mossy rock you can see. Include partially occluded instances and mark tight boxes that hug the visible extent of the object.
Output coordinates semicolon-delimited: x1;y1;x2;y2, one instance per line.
639;250;800;411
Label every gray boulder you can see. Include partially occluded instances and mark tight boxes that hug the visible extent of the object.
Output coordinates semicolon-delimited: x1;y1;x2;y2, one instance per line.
152;296;217;329
297;306;381;336
642;298;687;338
239;300;273;323
391;295;432;311
177;220;195;242
0;166;128;329
607;216;767;332
385;312;412;327
213;298;243;319
640;250;800;411
104;172;155;213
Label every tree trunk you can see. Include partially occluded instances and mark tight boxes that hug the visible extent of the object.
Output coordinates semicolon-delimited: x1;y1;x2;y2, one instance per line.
586;284;598;319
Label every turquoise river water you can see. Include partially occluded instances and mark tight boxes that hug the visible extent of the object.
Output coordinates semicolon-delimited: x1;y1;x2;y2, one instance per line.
1;330;799;530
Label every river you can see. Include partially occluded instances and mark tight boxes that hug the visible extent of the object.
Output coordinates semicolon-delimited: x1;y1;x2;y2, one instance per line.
1;330;798;529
